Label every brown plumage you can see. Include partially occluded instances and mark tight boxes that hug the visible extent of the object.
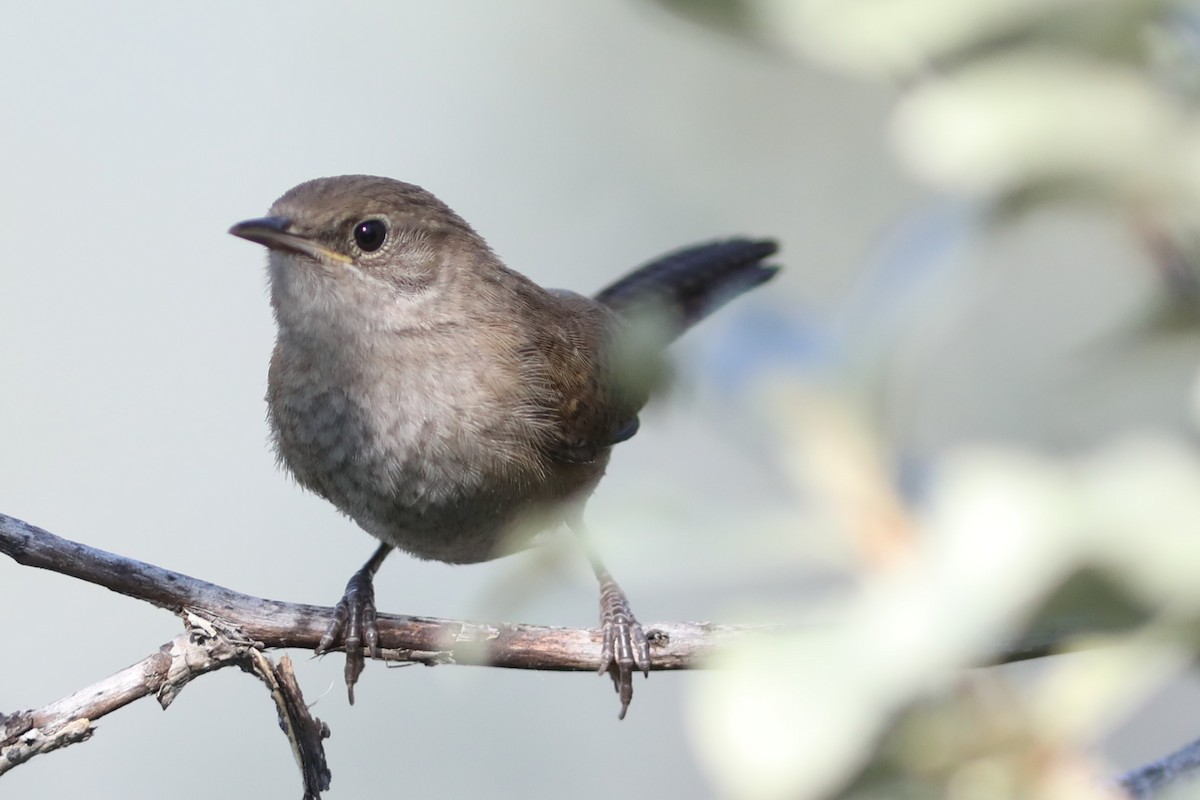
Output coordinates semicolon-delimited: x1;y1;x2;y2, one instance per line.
230;174;779;716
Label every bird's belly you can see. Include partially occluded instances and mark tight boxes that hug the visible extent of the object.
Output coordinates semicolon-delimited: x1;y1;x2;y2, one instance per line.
270;383;560;564
357;488;543;564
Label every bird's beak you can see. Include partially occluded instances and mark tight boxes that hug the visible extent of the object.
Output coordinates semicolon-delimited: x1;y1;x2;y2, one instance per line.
229;217;351;263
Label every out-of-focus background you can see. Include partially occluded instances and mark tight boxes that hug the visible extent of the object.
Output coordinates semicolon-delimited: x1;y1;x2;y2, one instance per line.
4;2;1200;798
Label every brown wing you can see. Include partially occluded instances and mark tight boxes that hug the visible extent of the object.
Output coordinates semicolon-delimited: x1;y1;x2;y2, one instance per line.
520;289;645;465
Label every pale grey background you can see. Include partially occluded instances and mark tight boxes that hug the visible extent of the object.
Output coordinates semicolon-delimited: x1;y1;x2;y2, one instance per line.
2;2;1197;798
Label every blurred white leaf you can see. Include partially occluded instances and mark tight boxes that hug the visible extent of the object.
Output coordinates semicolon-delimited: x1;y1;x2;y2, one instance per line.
1078;437;1200;611
689;447;1082;798
890;51;1200;200
1034;628;1192;746
689;437;1200;798
755;0;1102;78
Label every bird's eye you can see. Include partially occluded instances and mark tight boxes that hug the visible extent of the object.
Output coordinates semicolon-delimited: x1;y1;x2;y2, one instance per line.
353;219;388;252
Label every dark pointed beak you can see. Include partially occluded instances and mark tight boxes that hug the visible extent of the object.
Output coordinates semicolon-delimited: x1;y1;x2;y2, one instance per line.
229;216;296;248
229;217;351;263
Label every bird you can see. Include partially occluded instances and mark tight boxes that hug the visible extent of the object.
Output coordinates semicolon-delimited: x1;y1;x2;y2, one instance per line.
229;175;779;717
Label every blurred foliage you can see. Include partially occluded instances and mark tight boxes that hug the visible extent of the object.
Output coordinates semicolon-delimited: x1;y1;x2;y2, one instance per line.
647;1;1200;798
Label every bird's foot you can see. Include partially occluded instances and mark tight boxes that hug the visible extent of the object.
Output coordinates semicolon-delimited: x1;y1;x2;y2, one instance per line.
597;577;650;720
316;566;380;704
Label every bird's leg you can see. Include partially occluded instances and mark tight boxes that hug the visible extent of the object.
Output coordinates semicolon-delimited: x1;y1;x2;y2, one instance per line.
316;542;393;704
571;519;650;720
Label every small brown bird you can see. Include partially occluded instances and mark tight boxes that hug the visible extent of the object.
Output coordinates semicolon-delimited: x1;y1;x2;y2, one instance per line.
230;175;778;717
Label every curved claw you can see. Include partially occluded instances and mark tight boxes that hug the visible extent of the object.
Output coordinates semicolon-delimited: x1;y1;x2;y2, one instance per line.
597;582;650;720
315;567;380;704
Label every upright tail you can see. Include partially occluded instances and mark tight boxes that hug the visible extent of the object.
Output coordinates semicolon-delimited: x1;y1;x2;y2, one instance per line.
594;239;780;343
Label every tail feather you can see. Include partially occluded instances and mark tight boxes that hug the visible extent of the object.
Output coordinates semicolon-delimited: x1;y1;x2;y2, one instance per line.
594;239;780;342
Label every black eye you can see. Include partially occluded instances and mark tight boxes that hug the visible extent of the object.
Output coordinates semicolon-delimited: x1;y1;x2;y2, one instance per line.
353;219;388;252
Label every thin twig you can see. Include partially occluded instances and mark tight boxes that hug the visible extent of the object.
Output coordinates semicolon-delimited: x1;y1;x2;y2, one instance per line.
1;611;329;796
1117;734;1200;798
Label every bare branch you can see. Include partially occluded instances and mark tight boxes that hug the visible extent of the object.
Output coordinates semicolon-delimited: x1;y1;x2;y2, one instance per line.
0;509;1164;797
0;512;756;672
1;612;329;797
1;509;777;790
1;619;240;778
247;651;331;799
